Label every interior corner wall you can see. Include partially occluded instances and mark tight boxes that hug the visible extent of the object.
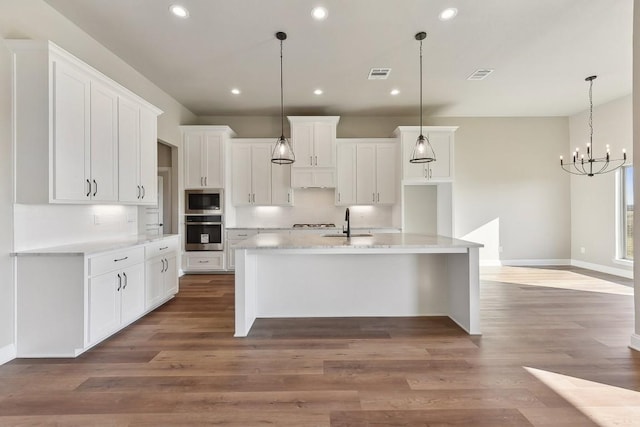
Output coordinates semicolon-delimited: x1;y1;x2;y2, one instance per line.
569;95;633;274
0;39;15;361
633;0;640;347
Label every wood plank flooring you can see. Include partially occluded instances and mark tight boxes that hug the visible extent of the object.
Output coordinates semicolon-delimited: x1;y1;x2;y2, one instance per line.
1;266;639;426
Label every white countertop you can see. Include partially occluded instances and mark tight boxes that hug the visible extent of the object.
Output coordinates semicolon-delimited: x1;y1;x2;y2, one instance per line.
233;232;482;250
13;234;179;257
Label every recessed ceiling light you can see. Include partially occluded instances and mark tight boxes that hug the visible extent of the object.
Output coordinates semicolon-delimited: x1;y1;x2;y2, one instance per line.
169;4;189;18
439;7;457;21
313;89;323;95
390;89;400;96
231;88;241;95
311;6;328;21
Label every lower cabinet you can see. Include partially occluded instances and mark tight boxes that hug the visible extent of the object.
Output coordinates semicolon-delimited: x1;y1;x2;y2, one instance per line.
183;251;225;272
15;235;179;358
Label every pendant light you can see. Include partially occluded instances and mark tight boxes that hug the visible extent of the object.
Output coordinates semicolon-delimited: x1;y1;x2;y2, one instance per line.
271;31;295;164
410;31;436;164
560;75;626;176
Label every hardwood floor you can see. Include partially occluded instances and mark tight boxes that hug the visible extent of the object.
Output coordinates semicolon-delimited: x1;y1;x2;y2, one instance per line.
1;266;639;426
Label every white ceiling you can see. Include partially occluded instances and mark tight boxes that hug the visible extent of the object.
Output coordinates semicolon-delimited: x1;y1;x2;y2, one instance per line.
44;0;632;117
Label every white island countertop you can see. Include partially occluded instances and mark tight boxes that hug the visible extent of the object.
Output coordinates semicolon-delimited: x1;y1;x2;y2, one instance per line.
233;232;483;251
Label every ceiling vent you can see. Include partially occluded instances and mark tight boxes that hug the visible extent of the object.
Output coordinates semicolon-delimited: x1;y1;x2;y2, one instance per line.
368;68;392;80
467;68;494;81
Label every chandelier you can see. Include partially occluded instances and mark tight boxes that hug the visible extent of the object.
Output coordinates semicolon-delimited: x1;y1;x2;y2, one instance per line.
560;75;626;176
410;31;436;164
271;31;295;164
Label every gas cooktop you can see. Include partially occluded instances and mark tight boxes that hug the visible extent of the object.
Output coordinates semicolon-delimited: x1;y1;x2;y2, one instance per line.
292;223;336;228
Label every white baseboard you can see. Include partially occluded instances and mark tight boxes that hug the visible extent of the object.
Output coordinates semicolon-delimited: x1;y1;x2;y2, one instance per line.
0;343;16;365
480;259;570;267
571;259;633;279
629;334;640;352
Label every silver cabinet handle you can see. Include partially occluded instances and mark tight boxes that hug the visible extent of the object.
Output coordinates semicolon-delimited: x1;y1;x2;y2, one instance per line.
314;156;317;166
429;169;432;179
248;193;251;203
338;193;341;202
165;258;169;272
159;246;168;251
160;259;165;273
252;193;255;203
93;180;97;197
201;177;204;186
86;179;91;197
122;272;127;289
116;274;122;291
137;185;141;199
114;256;128;262
309;156;313;166
141;186;145;199
204;177;207;186
198;260;209;263
377;193;380;202
287;192;290;203
238;234;248;237
373;193;375;202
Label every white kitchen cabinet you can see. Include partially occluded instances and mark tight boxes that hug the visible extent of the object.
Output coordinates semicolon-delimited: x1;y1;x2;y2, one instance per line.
335;143;357;206
272;163;293;206
9;40;162;205
15;235;178;358
226;229;259;270
231;141;274;206
336;139;397;206
289;116;340;188
395;126;457;182
182;126;235;189
118;98;159;205
183;252;225;271
145;237;179;309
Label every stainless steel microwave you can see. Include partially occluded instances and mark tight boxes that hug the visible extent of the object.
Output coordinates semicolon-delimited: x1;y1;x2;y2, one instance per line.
185;189;223;215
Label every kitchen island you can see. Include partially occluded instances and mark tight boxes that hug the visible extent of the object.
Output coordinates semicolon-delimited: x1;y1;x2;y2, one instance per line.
234;233;482;337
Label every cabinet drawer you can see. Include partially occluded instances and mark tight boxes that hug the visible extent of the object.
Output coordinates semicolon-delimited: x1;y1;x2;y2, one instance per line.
89;247;144;277
184;252;224;271
145;237;179;260
227;229;258;240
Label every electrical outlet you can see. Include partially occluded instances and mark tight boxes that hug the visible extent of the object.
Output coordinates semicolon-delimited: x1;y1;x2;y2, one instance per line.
93;214;101;225
498;246;503;253
580;247;586;254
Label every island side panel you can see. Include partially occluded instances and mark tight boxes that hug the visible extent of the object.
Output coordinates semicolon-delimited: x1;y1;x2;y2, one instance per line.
253;253;449;318
446;248;481;335
234;249;257;337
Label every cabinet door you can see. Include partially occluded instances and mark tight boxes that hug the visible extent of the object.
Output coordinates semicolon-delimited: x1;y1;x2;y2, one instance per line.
231;145;253;206
184;133;205;189
88;272;121;343
89;81;119;202
356;145;376;204
145;257;165;309
204;133;223;188
313;122;335;167
120;263;145;324
139;106;158;204
291;123;314;167
52;59;91;201
401;131;427;180
336;143;356;205
428;132;452;180
164;254;178;296
272;163;292;206
375;144;397;204
118;97;141;202
251;145;272;205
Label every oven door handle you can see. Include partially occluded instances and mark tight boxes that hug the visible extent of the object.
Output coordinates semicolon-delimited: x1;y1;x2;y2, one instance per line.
186;222;223;226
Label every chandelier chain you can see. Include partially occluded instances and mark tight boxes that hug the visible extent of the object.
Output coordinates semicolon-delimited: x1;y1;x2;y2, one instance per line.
280;38;284;138
588;77;593;156
419;37;423;136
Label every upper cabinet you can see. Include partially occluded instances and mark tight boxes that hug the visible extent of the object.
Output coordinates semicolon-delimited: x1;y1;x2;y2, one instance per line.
9;40;162;205
182;126;235;189
288;116;340;188
395;126;457;183
336;139;398;206
231;139;293;207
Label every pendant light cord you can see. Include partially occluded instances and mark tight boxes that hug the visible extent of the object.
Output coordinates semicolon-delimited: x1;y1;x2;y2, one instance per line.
280;39;285;139
419;38;423;136
588;78;593;159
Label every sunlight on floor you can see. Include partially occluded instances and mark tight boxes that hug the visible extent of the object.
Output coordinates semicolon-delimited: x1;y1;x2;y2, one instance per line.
525;367;640;426
481;266;633;296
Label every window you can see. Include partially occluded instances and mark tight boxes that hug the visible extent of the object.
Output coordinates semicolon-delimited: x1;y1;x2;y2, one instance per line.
620;166;634;260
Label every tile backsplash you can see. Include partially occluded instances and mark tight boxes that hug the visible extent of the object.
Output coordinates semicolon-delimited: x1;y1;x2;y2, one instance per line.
233;188;395;228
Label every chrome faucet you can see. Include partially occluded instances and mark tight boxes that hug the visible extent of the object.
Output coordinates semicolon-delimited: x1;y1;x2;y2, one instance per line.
343;208;351;238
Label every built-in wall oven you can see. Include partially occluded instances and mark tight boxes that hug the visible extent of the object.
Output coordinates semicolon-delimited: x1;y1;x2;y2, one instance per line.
185;215;224;251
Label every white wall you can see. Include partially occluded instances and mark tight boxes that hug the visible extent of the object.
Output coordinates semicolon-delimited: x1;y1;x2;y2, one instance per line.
0;40;15;362
569;95;633;275
0;0;197;362
205;115;572;262
631;0;639;349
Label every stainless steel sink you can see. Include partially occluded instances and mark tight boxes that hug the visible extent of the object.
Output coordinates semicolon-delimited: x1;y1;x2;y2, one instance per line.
322;233;373;237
